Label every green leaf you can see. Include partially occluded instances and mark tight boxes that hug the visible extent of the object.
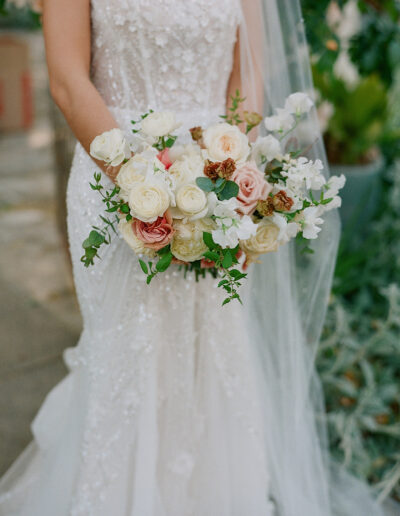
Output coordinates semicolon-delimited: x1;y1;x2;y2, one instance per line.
139;259;148;274
229;269;246;280
203;232;217;250
222;298;231;306
165;136;177;148
146;275;153;284
156;252;173;272
222;251;233;268
120;204;130;214
157;245;171;255
219;180;239;200
85;247;97;260
203;251;220;262
88;230;105;247
196;177;214;192
218;279;229;287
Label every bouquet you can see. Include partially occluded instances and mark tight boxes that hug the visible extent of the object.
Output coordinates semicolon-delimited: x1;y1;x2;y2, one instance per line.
81;91;345;305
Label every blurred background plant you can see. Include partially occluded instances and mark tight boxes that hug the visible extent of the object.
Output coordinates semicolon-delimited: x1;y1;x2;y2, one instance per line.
0;0;41;29
302;0;400;503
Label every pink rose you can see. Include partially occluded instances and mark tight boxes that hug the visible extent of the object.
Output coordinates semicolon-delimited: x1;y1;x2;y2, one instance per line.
232;161;272;215
132;210;175;251
157;148;172;170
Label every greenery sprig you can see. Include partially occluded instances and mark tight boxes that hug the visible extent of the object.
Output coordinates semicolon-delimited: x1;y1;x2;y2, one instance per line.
80;172;130;267
138;245;173;284
202;232;247;305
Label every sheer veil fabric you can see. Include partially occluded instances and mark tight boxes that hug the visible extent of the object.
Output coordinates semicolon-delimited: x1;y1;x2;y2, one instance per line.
239;1;384;515
0;0;387;515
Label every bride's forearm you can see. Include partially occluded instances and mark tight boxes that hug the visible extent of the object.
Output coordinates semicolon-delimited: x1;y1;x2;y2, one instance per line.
42;0;121;179
50;75;120;176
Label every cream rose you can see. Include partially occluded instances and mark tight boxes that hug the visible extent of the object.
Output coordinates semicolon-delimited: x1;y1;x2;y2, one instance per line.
118;218;156;257
141;111;180;138
176;184;208;220
171;219;213;262
128;181;170;222
240;219;280;257
203;123;249;163
90;128;130;166
116;156;146;200
168;153;204;189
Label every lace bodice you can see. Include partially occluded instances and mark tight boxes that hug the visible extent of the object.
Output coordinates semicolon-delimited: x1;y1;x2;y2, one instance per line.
91;0;241;121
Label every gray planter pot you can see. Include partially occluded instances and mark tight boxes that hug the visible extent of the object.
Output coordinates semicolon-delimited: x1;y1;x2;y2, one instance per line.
330;156;384;233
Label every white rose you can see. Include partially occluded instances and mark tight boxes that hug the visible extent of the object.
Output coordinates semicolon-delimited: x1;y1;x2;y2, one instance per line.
240;219;280;257
176;184;208;220
141;111;180;137
90;128;131;166
171;219;214;262
118;218;156;257
264;108;295;133
168;153;205;189
203;123;249;163
116;156;146;201
284;92;314;116
128;181;170;222
251;135;282;167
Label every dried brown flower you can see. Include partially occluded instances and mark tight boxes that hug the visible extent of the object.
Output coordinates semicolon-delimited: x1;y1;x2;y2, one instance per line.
203;160;220;180
272;190;294;212
256;198;274;217
243;111;262;127
203;158;236;181
189;126;203;142
218;158;236;180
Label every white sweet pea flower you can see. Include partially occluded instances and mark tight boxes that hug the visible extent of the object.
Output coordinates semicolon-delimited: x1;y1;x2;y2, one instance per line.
141;111;180;137
272;213;299;243
322;196;342;212
90;128;131;167
284;92;314;116
301;207;324;239
251;135;282;167
325;174;346;198
212;215;257;249
211;198;257;249
264;108;294;133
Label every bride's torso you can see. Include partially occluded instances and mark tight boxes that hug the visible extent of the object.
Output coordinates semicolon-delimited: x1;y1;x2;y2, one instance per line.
90;0;241;131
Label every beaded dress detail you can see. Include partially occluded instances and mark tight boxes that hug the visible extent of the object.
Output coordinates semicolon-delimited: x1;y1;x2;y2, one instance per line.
0;1;273;515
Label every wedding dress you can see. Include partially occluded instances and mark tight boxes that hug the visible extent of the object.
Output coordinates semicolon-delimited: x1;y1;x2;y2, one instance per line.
0;1;387;515
0;1;272;515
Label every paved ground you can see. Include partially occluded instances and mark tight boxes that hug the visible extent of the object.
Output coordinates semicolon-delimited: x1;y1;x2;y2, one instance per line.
0;32;81;474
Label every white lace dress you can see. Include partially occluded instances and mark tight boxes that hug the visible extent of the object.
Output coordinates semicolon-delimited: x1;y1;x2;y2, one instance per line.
0;1;273;515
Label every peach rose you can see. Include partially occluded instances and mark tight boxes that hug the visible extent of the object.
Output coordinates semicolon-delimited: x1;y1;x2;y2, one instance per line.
132;210;175;251
232;161;272;215
157;148;172;170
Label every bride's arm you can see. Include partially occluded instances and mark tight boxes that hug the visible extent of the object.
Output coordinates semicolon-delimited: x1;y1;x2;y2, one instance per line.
42;0;121;180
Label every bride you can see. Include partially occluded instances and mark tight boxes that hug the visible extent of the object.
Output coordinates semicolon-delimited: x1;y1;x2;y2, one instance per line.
0;0;386;515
